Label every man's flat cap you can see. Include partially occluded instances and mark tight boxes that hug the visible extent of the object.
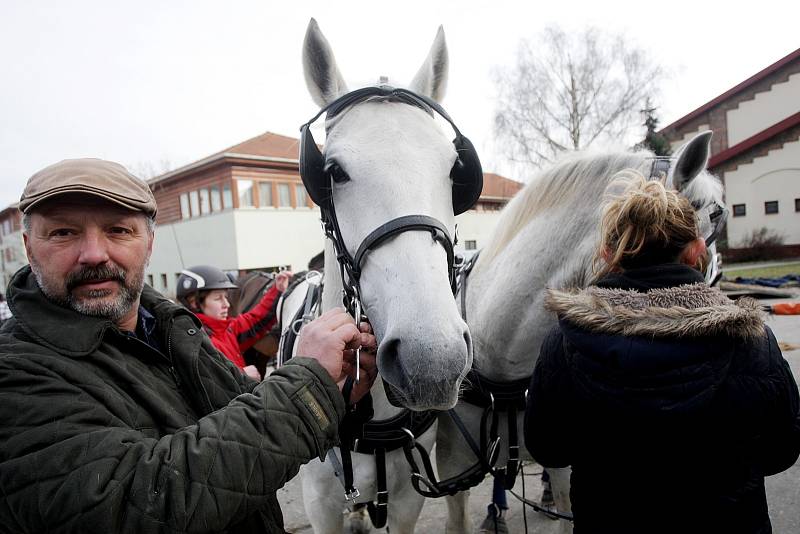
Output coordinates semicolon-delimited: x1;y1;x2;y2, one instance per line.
19;158;157;218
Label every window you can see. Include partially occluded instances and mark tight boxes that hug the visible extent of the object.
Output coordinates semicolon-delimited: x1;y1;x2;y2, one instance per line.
223;183;233;209
258;182;273;208
179;193;190;219
465;240;477;250
278;183;291;207
238;180;254;207
765;200;779;215
210;186;221;212
189;190;200;218
795;198;800;212
732;204;746;217
146;274;154;287
295;184;307;207
160;273;168;289
199;188;210;215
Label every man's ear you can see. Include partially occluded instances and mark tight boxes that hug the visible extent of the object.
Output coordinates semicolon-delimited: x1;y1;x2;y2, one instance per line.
22;231;32;264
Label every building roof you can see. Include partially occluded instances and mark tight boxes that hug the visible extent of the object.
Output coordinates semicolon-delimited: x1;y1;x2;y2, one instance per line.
661;47;800;133
223;131;301;160
481;172;524;200
149;131;300;186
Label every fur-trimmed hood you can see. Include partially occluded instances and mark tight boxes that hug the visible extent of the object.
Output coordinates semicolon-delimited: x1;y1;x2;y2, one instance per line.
546;283;765;340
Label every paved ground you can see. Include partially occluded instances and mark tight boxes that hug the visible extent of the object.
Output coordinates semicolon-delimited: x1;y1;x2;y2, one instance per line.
279;290;800;533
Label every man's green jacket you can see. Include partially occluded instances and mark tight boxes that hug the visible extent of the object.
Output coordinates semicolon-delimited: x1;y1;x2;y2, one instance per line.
0;266;345;533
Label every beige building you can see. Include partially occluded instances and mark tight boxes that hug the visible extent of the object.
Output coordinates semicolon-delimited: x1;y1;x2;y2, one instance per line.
660;47;800;255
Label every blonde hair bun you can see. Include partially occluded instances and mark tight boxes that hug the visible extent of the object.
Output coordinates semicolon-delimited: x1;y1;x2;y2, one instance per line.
595;170;699;275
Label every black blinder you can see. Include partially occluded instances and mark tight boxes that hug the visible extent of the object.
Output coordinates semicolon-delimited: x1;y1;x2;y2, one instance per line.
299;123;330;207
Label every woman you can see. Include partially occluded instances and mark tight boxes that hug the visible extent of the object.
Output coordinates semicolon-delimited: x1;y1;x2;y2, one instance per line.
177;265;291;380
524;172;800;533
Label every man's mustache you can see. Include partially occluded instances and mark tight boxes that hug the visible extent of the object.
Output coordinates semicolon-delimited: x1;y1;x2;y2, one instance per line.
66;265;126;292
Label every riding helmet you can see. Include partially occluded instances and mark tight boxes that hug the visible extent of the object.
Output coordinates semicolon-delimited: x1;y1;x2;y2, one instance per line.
176;265;238;308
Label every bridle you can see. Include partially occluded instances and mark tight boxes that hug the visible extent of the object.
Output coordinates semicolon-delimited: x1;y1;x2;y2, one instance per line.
648;156;729;284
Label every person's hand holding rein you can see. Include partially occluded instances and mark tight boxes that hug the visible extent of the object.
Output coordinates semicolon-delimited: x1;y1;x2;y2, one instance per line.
340;321;378;403
275;271;293;293
296;308;378;403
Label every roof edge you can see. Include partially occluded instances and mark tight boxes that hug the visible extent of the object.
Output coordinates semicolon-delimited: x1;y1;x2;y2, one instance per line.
661;47;800;133
148;153;299;186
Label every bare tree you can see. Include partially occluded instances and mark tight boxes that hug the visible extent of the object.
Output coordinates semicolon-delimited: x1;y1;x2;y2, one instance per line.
127;158;173;180
494;25;665;168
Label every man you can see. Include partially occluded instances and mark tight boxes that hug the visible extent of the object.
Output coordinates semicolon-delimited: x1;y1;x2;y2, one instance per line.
0;158;378;533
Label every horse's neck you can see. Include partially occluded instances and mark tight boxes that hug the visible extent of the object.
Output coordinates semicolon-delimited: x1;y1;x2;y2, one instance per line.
465;216;597;381
321;240;404;420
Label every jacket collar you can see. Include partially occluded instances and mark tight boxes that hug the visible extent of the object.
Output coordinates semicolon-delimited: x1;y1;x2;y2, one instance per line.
547;264;765;340
194;312;229;335
7;265;199;357
596;263;705;291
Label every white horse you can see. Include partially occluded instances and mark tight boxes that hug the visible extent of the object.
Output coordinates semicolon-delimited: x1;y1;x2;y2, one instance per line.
436;132;725;533
293;19;474;533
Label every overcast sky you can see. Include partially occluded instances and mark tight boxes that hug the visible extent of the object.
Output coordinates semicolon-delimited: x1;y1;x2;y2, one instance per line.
1;0;796;208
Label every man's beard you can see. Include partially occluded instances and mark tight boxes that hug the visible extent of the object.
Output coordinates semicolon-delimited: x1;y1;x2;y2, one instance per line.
31;260;144;323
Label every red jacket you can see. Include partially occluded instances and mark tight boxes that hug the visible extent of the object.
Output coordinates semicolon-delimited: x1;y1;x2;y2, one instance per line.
196;285;280;370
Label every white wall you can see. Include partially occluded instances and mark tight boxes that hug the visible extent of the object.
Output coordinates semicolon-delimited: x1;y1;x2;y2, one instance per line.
148;211;238;296
727;73;800;146
724;139;800;247
454;210;505;253
233;207;324;272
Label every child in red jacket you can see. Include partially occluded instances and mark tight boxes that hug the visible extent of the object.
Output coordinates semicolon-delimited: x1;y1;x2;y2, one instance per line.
176;265;291;380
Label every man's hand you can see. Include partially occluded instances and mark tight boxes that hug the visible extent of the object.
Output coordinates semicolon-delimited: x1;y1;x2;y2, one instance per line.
275;271;292;293
295;308;378;403
243;365;262;381
340;321;378;403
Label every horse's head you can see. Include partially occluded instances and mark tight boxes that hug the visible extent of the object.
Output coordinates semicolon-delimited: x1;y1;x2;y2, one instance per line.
664;131;727;283
300;19;474;410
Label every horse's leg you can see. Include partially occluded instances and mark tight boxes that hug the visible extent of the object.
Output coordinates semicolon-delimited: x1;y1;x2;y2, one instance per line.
301;460;346;534
547;466;574;534
445;491;472;534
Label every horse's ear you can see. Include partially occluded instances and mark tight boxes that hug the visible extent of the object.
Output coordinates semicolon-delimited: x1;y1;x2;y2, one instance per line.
671;131;712;191
302;18;348;107
409;26;449;102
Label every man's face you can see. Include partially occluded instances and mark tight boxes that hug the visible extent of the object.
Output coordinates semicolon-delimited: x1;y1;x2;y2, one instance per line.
23;196;154;323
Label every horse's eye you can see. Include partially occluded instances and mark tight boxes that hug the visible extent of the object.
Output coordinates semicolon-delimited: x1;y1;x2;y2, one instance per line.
327;163;350;184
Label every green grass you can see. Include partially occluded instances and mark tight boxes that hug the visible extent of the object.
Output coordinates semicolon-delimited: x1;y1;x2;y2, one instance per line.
723;262;800;280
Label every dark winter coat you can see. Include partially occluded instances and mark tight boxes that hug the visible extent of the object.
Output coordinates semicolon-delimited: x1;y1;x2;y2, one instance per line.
525;264;800;534
0;266;345;534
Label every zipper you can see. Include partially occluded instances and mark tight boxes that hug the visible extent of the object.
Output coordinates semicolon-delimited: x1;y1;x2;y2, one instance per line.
166;318;181;388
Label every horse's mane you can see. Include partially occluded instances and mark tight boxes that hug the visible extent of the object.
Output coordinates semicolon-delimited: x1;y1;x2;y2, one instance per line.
476;148;725;273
